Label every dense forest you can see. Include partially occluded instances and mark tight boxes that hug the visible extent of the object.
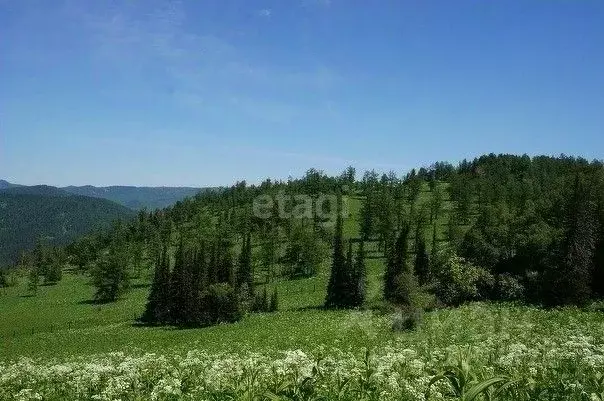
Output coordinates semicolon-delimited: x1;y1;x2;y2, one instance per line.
0;190;134;266
6;154;604;327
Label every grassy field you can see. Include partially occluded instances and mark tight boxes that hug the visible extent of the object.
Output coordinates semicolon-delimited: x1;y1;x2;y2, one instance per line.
0;192;427;360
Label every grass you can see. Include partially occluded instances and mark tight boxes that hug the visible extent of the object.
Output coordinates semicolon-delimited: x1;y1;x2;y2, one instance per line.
2;302;604;400
0;251;391;360
0;185;458;360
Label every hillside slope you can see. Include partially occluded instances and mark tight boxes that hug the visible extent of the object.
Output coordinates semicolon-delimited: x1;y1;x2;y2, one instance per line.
62;185;209;210
0;192;134;265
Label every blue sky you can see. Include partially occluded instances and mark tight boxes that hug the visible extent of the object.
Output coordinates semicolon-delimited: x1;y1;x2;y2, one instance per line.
1;0;603;187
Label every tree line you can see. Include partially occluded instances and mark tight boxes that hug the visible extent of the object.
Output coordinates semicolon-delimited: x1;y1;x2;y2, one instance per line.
6;154;604;329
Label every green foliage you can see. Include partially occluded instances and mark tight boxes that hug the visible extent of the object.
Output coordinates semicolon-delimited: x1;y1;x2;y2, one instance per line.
140;247;171;325
414;234;430;285
0;268;17;288
251;287;270;312
27;268;40;295
495;273;525;301
545;174;599;306
284;221;326;279
259;225;279;283
433;250;494;306
237;231;254;292
200;283;243;325
269;288;279;312
0;191;133;265
91;245;130;303
325;197;349;308
384;225;410;301
426;350;512;401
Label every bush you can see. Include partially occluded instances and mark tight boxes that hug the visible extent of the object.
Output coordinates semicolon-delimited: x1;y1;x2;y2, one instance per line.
43;262;62;284
496;273;525;301
433;250;494;306
392;306;423;331
251;287;270;312
0;269;17;288
200;284;243;325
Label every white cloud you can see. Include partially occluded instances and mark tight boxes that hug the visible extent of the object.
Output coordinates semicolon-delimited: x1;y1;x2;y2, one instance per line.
64;1;342;122
257;9;272;18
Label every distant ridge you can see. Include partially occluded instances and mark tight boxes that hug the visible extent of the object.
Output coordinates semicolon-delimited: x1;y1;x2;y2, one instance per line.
0;185;70;197
62;185;207;210
0;191;134;265
0;179;21;189
0;180;214;210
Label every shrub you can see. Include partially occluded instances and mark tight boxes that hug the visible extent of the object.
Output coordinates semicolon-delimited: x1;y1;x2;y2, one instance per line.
496;273;525;301
0;269;17;288
200;284;243;325
433;250;494;306
251;287;270;312
43;262;62;284
392;306;423;332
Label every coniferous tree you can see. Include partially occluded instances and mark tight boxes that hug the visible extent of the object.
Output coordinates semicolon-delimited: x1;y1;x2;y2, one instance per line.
594;201;604;297
140;247;171;325
261;286;269;311
429;186;444;224
169;240;193;324
384;224;410;301
259;225;278;283
237;232;254;294
216;240;236;286
91;243;130;303
27;267;39;296
547;175;598;306
431;223;439;263
351;240;367;307
43;255;63;285
269;288;279;312
325;196;351;308
209;240;219;285
359;192;375;240
414;235;430;285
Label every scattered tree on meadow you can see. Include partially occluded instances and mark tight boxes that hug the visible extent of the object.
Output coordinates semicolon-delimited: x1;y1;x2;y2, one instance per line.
384;224;410;301
325;197;358;309
140;247;171;325
414;234;430;286
91;243;130;303
351;240;367;307
27;267;39;296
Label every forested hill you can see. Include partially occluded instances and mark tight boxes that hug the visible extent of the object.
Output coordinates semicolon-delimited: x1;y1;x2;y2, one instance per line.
0;190;134;266
58;153;604;315
61;185;210;210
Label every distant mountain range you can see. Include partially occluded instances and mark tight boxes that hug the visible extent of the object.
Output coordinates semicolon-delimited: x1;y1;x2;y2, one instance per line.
0;180;211;210
0;181;213;266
